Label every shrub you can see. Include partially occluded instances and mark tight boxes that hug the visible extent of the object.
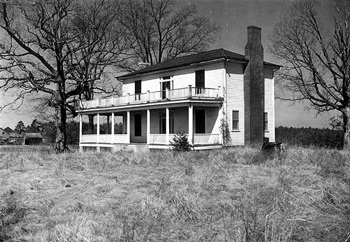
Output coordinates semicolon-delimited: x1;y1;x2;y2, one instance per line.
219;118;231;147
170;131;192;152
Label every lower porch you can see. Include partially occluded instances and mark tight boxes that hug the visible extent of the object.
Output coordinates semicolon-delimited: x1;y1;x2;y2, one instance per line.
79;105;223;152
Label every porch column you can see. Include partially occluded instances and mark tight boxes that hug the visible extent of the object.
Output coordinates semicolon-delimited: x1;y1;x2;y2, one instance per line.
79;114;83;153
111;112;115;142
147;109;151;144
96;113;100;152
188;105;194;145
218;106;224;145
126;111;131;143
107;114;110;134
166;107;170;145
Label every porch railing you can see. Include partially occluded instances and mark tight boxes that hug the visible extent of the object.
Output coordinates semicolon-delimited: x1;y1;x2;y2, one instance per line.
81;133;220;145
80;85;222;109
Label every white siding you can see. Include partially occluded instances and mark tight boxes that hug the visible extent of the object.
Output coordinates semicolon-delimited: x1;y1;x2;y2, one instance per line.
121;62;225;95
225;62;245;145
264;68;275;142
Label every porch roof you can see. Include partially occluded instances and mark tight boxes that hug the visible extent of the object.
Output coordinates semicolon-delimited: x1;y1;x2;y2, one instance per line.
78;98;222;115
118;48;281;79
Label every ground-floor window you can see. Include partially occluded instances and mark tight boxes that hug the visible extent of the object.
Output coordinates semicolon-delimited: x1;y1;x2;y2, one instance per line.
195;109;206;133
159;111;174;134
232;110;239;130
264;112;268;131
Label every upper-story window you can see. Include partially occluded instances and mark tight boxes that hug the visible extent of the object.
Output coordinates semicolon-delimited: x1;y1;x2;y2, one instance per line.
195;70;205;94
161;76;172;99
135;80;141;101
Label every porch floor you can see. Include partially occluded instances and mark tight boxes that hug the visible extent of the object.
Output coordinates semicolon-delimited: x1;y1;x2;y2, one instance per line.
79;142;222;152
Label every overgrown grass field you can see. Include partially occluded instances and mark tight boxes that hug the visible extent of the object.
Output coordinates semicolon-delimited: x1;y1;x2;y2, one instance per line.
1;146;350;241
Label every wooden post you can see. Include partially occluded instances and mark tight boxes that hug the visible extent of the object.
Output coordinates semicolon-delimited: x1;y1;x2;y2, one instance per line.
111;112;115;144
147;109;151;144
188;105;193;145
166;108;170;145
126;111;131;143
96;113;100;152
79;114;83;153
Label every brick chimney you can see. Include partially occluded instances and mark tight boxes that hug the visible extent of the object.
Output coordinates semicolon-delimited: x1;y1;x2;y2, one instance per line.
244;26;264;146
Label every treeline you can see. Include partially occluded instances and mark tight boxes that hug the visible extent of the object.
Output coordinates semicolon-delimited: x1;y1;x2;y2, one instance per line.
276;126;343;149
26;120;344;149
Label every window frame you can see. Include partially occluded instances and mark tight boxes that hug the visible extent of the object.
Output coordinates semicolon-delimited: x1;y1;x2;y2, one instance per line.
232;110;239;131
135;80;142;101
264;112;268;131
195;69;205;94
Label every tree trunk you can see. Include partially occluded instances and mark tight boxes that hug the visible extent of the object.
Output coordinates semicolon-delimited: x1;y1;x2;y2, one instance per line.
342;107;350;150
54;102;69;152
54;82;69;153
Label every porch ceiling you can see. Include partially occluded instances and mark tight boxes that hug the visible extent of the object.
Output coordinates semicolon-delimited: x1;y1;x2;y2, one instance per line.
78;98;223;115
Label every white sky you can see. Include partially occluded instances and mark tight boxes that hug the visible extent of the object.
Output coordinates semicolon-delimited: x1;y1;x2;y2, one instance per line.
0;0;347;129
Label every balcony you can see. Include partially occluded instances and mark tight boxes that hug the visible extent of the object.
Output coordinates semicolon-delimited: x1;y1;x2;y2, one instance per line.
79;86;223;110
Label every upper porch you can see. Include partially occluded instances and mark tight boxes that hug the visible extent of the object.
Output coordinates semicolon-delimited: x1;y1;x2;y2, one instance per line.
79;85;223;111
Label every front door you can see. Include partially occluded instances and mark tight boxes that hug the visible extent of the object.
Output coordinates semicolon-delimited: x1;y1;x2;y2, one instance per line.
195;109;205;133
162;81;171;99
134;113;142;136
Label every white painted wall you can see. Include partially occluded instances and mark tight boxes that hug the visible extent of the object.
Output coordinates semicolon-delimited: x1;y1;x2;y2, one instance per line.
264;68;275;142
121;62;225;96
225;62;245;145
120;61;276;146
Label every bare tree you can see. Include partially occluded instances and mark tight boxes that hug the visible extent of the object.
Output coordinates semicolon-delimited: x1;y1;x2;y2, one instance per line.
270;1;350;149
119;0;218;69
0;0;125;152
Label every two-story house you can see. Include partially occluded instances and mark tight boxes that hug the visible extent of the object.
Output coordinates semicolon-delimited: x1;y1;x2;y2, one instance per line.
77;26;280;152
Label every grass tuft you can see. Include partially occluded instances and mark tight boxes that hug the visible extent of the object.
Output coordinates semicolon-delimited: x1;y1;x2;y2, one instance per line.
0;145;350;241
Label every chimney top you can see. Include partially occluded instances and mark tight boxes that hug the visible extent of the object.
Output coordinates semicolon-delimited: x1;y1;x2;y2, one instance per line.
245;25;263;61
247;25;261;30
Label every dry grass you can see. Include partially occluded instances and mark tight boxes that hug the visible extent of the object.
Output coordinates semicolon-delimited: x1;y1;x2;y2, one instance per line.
0;145;349;241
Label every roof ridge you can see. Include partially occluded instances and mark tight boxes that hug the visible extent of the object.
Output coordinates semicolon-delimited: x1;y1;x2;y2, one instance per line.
119;48;279;79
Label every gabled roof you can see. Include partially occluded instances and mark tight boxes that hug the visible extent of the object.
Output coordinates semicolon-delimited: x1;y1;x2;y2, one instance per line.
119;48;281;79
4;127;13;133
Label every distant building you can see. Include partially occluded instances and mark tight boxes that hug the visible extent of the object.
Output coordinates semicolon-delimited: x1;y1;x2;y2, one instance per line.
0;128;10;143
4;127;13;134
8;132;24;145
22;133;43;145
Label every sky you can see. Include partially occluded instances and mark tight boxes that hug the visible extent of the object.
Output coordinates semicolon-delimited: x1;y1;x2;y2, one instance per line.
0;0;347;129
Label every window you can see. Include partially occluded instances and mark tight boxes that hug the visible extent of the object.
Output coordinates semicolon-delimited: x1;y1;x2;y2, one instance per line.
232;111;239;130
195;70;205;94
161;76;172;99
159;111;174;134
264;112;268;131
195;109;206;133
135;80;141;101
162;81;171;99
134;113;142;136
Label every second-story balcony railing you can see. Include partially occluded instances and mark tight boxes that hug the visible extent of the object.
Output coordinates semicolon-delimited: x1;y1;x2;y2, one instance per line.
80;85;223;110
